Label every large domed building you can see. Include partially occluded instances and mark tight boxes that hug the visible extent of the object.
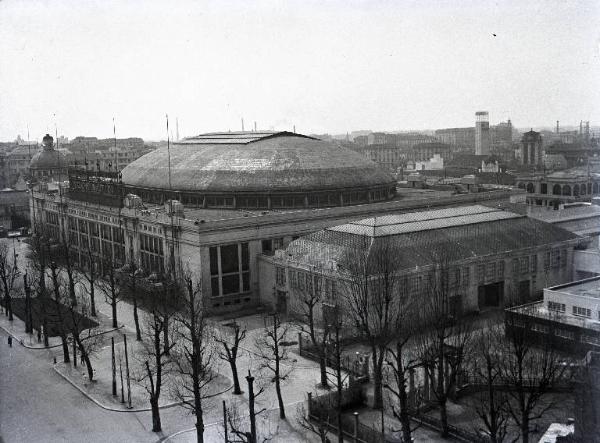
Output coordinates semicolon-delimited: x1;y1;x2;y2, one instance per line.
29;134;67;182
121;131;396;209
31;129;516;314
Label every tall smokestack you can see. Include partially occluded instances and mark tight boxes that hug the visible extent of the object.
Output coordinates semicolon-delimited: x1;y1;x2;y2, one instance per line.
241;118;244;132
556;120;559;134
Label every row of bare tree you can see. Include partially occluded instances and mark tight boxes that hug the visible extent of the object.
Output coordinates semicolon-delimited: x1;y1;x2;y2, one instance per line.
291;242;574;443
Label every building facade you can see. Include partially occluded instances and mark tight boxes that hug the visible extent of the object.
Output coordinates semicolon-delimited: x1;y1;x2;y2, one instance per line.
475;111;490;155
269;205;582;322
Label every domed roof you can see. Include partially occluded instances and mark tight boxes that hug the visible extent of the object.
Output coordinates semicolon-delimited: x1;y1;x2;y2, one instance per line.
29;149;66;170
122;132;395;193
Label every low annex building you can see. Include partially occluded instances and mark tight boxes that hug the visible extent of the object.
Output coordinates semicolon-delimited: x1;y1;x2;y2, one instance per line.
267;205;583;319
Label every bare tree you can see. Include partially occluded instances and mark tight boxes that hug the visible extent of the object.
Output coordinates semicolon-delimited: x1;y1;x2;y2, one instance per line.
293;266;329;389
97;258;123;329
223;371;268;443
27;223;50;346
116;261;144;341
470;323;509;443
135;296;175;433
0;242;20;321
341;239;404;410
384;299;419;443
502;307;571;443
415;253;473;438
171;272;214;443
49;261;71;363
255;312;293;420
80;244;98;317
296;403;329;443
215;319;247;395
66;292;105;381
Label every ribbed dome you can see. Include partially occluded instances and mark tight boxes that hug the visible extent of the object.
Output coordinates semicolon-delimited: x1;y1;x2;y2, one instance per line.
29;149;66;170
122;132;395;193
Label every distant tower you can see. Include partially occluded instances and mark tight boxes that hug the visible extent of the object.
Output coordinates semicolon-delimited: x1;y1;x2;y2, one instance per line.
520;130;543;167
475;111;490;155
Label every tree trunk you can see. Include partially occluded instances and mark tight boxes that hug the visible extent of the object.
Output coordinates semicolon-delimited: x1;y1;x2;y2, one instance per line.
371;350;384;409
275;374;286;419
61;335;70;363
163;316;170;355
6;294;13;321
438;346;449;437
111;298;117;328
398;375;412;443
82;348;94;381
195;421;204;443
150;398;161;432
230;360;242;395
319;354;329;389
521;415;529;443
133;295;141;341
89;282;96;317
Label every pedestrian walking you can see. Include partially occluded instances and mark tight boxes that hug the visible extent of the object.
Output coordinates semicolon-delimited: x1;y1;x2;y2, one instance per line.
8;336;13;347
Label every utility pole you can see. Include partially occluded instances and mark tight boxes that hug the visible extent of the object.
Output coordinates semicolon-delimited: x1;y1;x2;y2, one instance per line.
24;272;33;334
124;334;132;408
222;400;228;443
111;337;117;396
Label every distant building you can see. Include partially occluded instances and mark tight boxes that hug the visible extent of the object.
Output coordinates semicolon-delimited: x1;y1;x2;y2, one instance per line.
515;164;600;207
29;134;68;183
519;130;544;167
435;127;475;151
367;132;387;145
475;111;490;155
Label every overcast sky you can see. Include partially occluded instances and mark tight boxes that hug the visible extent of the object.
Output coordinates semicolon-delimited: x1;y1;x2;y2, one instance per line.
1;0;599;141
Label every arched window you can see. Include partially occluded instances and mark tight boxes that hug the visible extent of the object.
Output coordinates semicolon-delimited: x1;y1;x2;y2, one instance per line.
593;182;599;194
563;185;571;196
574;184;580;197
553;184;561;195
581;184;586;195
518;183;525;189
526;183;535;193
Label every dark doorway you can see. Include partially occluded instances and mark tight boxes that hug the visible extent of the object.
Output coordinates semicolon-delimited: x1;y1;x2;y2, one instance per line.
478;281;504;309
276;290;287;314
518;280;530;301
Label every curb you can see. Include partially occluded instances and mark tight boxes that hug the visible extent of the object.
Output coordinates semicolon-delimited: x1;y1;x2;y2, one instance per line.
0;324;124;350
53;365;233;413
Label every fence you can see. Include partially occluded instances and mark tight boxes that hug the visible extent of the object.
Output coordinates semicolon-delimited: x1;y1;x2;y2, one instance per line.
298;333;370;382
307;387;395;443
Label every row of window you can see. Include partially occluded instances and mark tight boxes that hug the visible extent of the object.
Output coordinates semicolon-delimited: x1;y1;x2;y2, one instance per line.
288;269;337;300
573;306;593;318
517;322;600;346
130;188;394;209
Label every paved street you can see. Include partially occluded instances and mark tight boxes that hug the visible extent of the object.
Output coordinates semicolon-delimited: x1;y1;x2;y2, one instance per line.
0;329;159;443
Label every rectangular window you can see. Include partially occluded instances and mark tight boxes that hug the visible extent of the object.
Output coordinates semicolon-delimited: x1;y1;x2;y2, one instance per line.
581;334;600;345
532;323;549;334
544;251;551;270
462;267;470;286
556;329;575;340
548;301;566;312
520;257;529;274
573;306;592;318
209;247;219;276
209;243;251;297
531;255;537;273
560;249;567;268
498;261;505;279
552;250;561;269
275;267;286;286
486;263;496;281
478;264;485;284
